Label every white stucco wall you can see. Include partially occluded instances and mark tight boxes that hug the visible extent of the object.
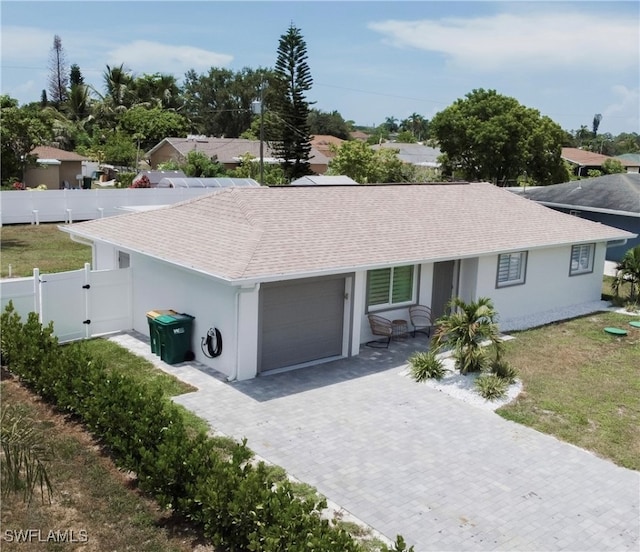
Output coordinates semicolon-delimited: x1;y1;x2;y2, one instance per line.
475;243;606;322
129;254;243;379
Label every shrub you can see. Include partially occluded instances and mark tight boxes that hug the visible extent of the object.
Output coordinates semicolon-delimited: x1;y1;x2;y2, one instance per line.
490;358;518;384
0;302;380;551
117;171;136;188
408;351;446;381
432;297;502;374
475;374;508;401
130;174;151;188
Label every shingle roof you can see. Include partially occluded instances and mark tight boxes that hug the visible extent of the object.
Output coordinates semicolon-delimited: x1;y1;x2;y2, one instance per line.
148;137;329;165
31;146;88;162
522;173;640;215
64;183;635;283
371;142;441;165
562;148;638;167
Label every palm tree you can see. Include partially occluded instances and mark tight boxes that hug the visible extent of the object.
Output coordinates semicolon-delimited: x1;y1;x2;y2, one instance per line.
612;245;640;302
432;297;503;374
1;405;53;503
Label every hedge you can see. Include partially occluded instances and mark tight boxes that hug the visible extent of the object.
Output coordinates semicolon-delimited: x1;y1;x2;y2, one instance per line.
1;302;414;551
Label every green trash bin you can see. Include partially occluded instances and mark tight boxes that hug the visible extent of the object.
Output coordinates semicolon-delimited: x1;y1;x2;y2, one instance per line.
155;313;195;365
146;310;177;355
82;176;92;189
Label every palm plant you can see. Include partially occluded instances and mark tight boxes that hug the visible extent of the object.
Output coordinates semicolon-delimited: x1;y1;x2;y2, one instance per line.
612;245;640;303
432;297;503;374
1;404;53;503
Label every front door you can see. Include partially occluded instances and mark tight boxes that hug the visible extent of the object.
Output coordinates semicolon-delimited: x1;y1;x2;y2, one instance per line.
431;261;455;320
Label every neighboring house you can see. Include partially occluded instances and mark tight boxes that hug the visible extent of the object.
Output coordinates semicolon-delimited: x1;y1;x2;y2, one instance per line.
61;183;634;381
350;130;369;141
615;153;640;173
520;173;640;262
25;146;89;190
371;142;441;168
310;135;344;158
133;170;187;188
290;175;359;186
146;136;330;175
561;147;639;176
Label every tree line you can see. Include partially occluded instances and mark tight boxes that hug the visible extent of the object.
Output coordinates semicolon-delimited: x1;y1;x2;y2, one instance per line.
2;29;639;187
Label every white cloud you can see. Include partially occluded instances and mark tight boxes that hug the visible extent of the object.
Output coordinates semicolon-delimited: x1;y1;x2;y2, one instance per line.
0;26;55;63
368;11;639;72
106;41;233;75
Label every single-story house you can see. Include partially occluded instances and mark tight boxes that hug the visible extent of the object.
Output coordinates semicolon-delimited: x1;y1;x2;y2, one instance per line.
146;136;330;175
25;146;90;190
615;153;640;173
371;142;441;168
60;183;635;381
520;173;640;262
561;147;640;176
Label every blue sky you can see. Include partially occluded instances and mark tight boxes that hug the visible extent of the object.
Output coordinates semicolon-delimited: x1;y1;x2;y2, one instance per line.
1;1;638;135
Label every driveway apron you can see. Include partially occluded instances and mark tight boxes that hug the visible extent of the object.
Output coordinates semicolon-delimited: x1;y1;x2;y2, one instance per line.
113;333;640;551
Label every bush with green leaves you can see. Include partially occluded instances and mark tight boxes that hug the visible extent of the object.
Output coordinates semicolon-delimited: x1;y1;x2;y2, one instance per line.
475;374;508;401
489;358;518;384
2;301;400;551
432;297;503;374
408;351;446;382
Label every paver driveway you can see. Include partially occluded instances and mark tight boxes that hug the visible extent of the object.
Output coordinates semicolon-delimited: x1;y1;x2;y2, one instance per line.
113;333;639;551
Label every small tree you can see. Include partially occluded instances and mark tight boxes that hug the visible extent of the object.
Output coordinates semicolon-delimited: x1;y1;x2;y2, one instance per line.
612;245;640;304
432;297;503;375
271;24;314;182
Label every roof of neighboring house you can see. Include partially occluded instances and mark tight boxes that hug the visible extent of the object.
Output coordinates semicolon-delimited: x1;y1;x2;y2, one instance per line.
371;142;441;166
146;137;329;167
350;130;369;141
63;183;634;284
521;173;640;216
615;153;640;167
30;146;88;162
290;175;359;186
561;147;617;167
310;135;344;158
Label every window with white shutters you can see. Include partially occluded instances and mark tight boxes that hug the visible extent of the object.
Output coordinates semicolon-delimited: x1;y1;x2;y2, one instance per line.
496;252;527;287
367;265;416;310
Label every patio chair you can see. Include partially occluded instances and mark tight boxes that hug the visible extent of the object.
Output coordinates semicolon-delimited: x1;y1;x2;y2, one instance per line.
366;314;393;348
409;305;434;337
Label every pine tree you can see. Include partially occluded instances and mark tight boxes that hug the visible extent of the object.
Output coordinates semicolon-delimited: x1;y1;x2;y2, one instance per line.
272;24;314;182
48;35;69;106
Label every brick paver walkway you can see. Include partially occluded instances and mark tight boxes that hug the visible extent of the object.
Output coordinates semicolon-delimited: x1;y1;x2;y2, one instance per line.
112;332;639;551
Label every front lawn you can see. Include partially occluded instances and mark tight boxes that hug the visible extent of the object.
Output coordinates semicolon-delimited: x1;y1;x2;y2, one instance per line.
498;311;640;471
1;223;92;278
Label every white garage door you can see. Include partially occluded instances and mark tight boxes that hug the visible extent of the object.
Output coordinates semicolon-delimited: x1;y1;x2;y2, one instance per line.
259;276;346;372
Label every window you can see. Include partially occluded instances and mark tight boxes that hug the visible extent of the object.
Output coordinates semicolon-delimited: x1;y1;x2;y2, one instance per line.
570;244;594;275
367;265;416;310
496;251;527;287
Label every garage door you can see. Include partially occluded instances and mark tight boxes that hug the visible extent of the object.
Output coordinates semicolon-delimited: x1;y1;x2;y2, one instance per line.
259;276;346;372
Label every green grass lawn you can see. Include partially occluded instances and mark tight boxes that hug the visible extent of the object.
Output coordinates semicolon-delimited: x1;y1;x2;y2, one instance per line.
498;311;640;470
67;338;212;437
1;223;92;278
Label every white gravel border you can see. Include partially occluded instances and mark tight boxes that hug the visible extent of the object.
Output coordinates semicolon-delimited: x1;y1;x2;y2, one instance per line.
402;354;523;412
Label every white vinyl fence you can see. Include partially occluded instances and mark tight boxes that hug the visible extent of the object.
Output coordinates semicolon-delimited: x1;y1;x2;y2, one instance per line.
1;264;132;343
0;188;216;225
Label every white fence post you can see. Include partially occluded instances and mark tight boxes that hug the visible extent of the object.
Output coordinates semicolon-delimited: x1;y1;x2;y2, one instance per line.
32;210;39;225
83;262;91;339
33;267;41;319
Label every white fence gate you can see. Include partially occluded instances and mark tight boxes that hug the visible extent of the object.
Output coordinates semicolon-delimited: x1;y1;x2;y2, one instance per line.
1;264;131;343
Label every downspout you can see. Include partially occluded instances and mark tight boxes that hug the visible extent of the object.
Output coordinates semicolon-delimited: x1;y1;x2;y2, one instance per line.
228;282;260;382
